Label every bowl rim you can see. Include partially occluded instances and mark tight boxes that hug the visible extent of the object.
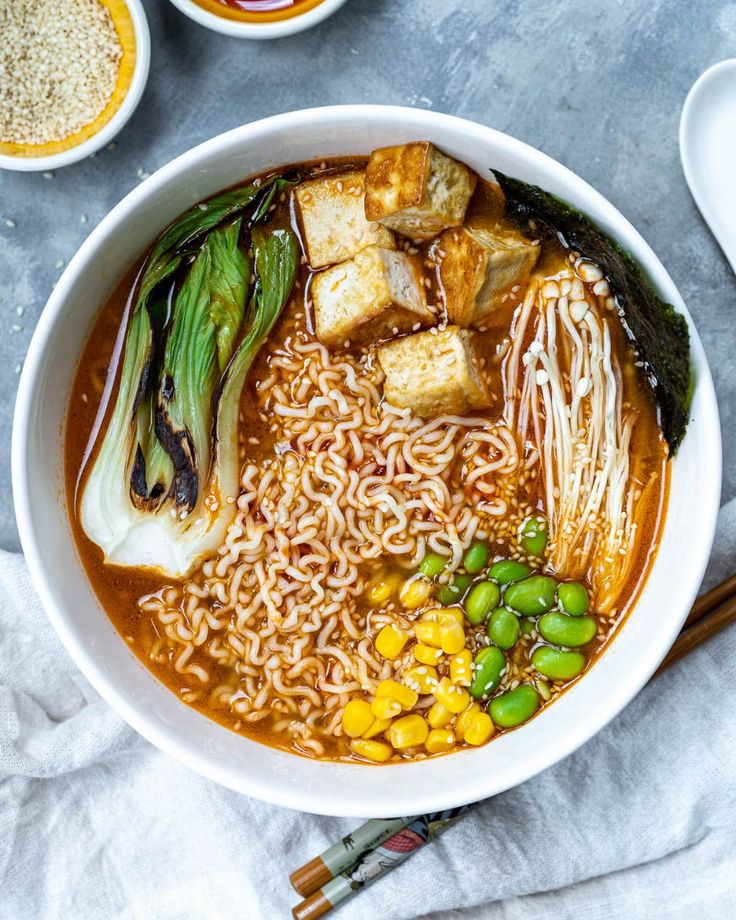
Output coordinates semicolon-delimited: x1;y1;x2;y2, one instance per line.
12;105;722;815
166;0;349;39
0;0;151;173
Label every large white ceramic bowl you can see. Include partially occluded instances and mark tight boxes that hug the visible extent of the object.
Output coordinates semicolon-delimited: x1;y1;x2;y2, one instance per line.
12;106;721;817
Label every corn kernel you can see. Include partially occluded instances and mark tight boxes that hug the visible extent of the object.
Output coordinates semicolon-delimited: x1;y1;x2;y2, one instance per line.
375;623;409;660
375;679;418;710
341;699;374;738
413;643;443;666
421;606;465;626
425;729;456;754
365;570;403;605
450;649;473;687
463;711;496;746
415;621;442;647
387;714;429;750
371;696;402;720
403;665;439;695
427;701;453;729
439;620;466;655
350;739;393;762
455;702;482;741
434;676;470;714
399;575;433;609
363;716;392;739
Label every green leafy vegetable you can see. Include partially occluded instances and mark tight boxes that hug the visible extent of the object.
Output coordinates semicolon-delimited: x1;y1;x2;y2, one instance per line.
80;176;298;577
494;171;691;453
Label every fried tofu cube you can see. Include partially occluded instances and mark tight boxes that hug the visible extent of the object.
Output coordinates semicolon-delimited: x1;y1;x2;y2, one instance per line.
311;245;433;349
295;169;396;269
439;226;540;327
377;325;491;418
365;142;477;240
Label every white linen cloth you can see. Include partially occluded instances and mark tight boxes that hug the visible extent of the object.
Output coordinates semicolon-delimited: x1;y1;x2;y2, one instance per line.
2;499;736;920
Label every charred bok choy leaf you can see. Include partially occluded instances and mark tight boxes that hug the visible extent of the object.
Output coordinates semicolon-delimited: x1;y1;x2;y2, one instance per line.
81;176;299;576
494;171;691;453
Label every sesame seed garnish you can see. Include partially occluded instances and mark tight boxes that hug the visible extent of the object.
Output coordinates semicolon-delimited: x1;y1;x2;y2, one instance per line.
0;0;122;146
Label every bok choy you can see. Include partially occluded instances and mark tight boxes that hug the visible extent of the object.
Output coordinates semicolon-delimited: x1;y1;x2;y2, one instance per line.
80;177;299;577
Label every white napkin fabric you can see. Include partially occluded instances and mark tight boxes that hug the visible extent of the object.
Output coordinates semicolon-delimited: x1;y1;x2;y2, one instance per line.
2;499;736;920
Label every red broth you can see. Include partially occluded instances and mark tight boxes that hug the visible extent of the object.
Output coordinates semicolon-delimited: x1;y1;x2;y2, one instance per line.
65;159;669;763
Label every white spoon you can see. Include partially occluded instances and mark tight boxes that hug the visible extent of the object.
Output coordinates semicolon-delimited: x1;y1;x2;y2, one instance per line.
680;59;736;275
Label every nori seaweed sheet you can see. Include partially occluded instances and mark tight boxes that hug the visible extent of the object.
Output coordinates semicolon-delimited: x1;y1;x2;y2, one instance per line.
494;171;691;454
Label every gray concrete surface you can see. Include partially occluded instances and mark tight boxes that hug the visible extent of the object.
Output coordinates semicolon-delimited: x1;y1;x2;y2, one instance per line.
1;0;734;550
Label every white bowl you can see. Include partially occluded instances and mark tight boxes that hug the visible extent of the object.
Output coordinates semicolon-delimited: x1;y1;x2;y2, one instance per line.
167;0;349;39
12;106;722;817
0;0;150;173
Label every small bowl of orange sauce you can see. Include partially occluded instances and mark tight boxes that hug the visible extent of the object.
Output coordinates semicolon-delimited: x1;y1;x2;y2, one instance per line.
167;0;349;39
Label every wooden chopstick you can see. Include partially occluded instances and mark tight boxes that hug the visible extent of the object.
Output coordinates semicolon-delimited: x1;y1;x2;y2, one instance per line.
290;573;736;918
658;592;736;673
685;573;736;626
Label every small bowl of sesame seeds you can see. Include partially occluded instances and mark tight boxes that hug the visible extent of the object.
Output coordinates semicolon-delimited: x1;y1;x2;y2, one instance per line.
0;0;150;172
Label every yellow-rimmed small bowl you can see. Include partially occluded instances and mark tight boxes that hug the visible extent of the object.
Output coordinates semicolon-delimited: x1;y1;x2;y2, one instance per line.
0;0;150;172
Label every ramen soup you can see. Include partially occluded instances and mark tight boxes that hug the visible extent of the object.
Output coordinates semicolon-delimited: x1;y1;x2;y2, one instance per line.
189;0;326;24
66;142;690;763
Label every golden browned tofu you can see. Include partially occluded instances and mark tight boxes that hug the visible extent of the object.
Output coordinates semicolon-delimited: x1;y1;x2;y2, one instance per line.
364;142;477;240
311;245;433;349
439;226;539;327
377;325;491;417
295;169;396;269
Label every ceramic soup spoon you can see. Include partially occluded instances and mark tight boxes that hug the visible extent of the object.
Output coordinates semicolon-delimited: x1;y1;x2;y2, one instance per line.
680;59;736;275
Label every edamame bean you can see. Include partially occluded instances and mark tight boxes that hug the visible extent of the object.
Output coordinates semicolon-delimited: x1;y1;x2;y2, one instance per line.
532;646;586;681
435;573;473;606
469;646;506;699
520;619;535;636
463;541;490;574
557;582;589;616
488;684;540;728
521;517;548;556
537;612;597;647
503;575;557;616
488;560;532;585
487;607;520;650
465;581;501;625
418;552;448;578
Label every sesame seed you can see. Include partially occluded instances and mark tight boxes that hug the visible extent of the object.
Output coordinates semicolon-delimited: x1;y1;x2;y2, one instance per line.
0;0;122;145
